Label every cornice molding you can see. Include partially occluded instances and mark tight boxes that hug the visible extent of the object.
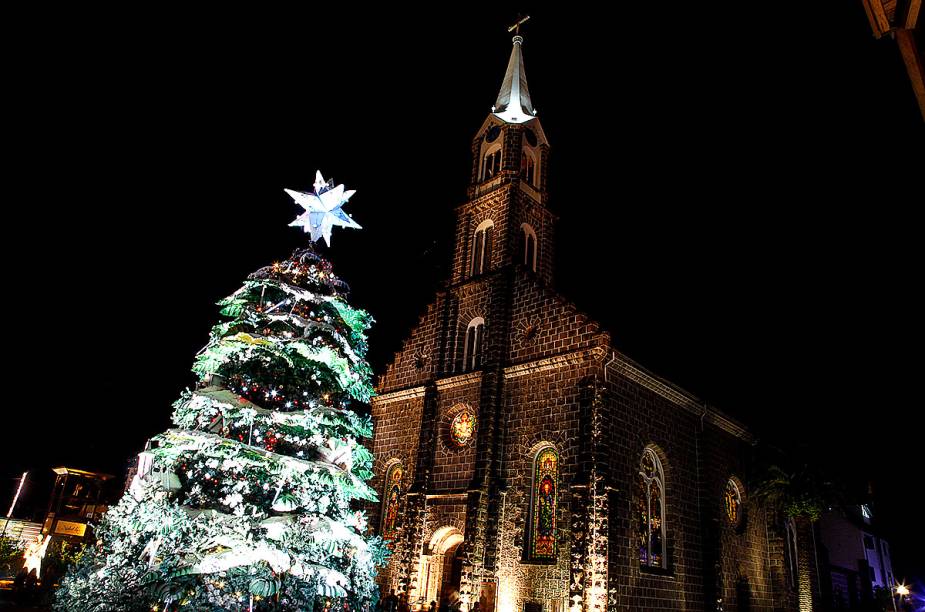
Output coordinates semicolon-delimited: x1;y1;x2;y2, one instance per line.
606;353;754;443
503;347;602;379
436;371;483;391
373;372;483;407
372;350;754;442
371;386;426;406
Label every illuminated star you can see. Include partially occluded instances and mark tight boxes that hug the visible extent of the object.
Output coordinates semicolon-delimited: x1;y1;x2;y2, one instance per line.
285;170;361;246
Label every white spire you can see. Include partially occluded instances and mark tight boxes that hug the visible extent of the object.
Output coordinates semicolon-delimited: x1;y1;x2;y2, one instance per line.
493;35;536;124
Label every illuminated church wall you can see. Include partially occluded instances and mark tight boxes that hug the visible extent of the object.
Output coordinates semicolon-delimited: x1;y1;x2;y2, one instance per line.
370;353;802;611
366;186;808;611
491;359;599;611
369;392;423;592
597;372;707;610
703;432;787;612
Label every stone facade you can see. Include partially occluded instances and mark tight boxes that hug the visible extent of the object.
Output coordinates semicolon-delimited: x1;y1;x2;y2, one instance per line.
368;38;814;612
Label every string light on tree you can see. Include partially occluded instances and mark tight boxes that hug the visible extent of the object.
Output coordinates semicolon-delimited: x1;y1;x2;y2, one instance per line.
57;172;386;610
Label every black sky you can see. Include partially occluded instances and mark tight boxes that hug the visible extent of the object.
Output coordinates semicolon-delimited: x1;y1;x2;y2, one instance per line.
4;3;923;581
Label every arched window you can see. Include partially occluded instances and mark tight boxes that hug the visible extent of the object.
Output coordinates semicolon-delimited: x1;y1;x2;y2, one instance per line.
520;150;537;186
724;478;743;527
470;220;494;277
481;146;502;181
525;446;559;562
462;318;485;371
381;463;404;541
637;446;667;569
521;223;537;272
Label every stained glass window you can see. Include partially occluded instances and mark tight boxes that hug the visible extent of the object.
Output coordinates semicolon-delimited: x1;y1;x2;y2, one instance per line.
527;446;559;561
724;479;742;526
637;447;667;568
450;408;476;447
381;463;403;541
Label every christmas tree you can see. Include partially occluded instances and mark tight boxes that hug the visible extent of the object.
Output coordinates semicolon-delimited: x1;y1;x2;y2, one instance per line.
57;172;385;611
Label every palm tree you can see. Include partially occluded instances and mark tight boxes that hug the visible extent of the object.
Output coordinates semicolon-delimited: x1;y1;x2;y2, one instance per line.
751;456;843;612
751;463;831;522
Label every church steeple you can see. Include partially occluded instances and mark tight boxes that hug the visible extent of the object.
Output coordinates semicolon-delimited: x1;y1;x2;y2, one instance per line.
492;29;536;124
459;20;554;288
471;19;548;194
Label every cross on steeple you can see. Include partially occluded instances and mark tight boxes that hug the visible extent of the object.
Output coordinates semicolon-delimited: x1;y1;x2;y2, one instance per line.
508;14;530;35
493;15;536;123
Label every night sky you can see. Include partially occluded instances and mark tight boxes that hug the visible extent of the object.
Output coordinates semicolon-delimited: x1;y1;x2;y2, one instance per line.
5;3;923;582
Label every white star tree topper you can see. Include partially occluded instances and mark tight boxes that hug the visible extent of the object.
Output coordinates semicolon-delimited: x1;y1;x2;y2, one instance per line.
285;170;362;246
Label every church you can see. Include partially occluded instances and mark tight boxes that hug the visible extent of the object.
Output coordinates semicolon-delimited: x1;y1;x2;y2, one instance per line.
368;29;809;612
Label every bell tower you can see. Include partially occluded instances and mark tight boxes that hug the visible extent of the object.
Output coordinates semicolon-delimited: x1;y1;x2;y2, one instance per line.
372;22;579;607
432;25;557;605
451;29;555;289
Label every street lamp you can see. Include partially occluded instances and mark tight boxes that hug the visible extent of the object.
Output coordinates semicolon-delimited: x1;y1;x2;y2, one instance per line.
894;583;910;611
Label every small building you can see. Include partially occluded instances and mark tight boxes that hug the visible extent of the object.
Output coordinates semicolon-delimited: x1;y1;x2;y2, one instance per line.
818;504;896;608
41;467;114;542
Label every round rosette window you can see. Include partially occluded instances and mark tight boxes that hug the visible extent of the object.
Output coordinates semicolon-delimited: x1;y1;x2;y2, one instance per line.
449;407;477;447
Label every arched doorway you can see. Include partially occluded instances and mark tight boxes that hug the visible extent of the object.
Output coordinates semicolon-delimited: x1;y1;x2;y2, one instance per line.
438;539;464;606
416;526;464;607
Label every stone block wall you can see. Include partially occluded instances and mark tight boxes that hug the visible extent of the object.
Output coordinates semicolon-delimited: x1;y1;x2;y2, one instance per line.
700;426;777;611
601;370;705;611
488;358;600;611
451;190;514;287
431;379;482;492
509;276;609;364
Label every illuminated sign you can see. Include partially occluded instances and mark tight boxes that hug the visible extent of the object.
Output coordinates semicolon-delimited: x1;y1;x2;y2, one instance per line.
54;520;87;537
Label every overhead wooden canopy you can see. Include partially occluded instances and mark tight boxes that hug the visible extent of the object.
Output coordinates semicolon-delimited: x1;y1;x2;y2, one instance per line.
862;0;925;120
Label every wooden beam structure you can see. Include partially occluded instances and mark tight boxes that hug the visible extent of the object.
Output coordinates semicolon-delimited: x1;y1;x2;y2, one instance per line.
862;0;892;36
860;0;925;120
896;28;925;119
905;0;921;28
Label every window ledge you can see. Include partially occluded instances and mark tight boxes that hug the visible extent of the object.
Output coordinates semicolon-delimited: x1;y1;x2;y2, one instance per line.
519;179;540;199
639;566;675;580
472;176;504;198
519;559;558;567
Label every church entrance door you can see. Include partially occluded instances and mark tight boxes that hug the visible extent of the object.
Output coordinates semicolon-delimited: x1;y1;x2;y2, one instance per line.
438;540;463;605
416;526;464;608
